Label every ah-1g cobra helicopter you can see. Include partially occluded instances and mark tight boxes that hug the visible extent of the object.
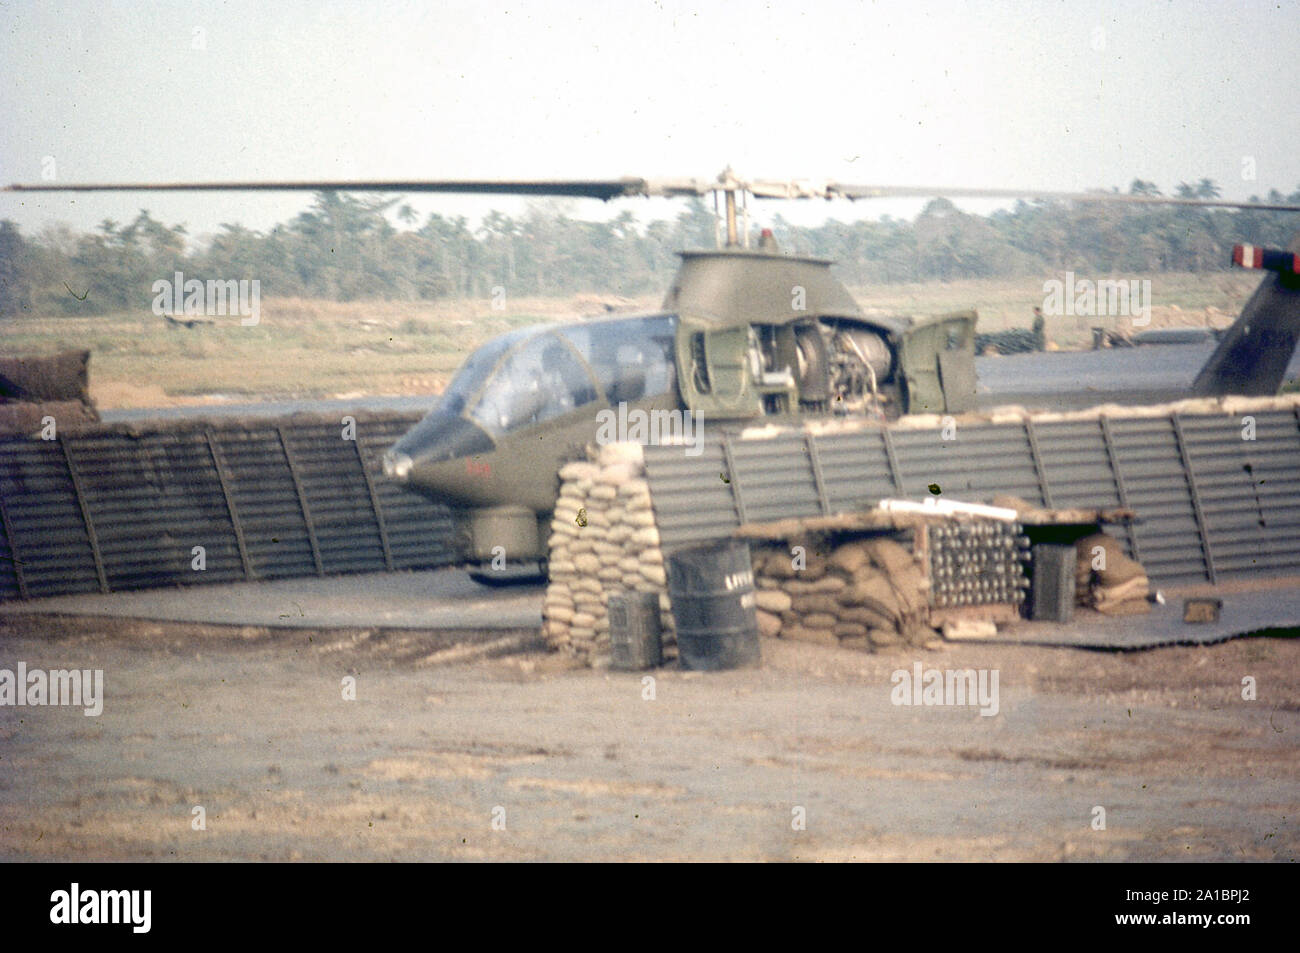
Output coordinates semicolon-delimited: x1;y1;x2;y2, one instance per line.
8;170;1300;581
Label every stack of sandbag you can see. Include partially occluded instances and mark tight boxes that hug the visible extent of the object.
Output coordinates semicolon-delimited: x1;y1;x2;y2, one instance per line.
1074;531;1150;615
0;400;98;434
975;327;1042;356
749;535;937;651
541;442;675;667
0;349;93;404
0;349;100;435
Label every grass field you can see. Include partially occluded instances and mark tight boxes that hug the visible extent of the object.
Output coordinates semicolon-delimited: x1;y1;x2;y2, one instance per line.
0;272;1262;409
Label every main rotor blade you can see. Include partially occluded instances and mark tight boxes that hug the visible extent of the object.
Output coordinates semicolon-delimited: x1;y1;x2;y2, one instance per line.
6;173;1297;212
2;177;658;200
749;180;1300;212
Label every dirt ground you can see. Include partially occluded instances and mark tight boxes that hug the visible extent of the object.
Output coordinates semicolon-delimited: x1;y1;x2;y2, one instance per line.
0;615;1295;862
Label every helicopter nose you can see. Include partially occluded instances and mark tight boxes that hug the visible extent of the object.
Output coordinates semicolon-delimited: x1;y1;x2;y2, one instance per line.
382;449;414;481
388;411;495;473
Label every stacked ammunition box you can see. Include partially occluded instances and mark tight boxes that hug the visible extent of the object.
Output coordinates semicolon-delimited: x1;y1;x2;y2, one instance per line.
926;520;1031;611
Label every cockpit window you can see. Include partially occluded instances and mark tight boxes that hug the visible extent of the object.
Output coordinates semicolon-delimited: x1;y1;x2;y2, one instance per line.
557;314;678;404
437;325;537;417
468;331;599;435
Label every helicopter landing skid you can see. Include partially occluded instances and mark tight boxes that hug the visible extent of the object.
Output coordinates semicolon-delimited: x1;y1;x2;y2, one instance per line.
467;561;548;587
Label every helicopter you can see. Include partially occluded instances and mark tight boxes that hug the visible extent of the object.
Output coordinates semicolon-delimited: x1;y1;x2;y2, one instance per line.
6;170;1300;581
378;235;981;580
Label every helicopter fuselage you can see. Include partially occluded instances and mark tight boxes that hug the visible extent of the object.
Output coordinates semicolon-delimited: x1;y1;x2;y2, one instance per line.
382;249;979;564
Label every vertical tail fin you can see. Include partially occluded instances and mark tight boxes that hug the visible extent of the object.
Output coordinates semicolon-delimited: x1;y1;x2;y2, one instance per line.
1191;233;1300;396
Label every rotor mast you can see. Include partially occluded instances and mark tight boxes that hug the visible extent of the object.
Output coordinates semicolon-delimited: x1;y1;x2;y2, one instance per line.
716;167;744;248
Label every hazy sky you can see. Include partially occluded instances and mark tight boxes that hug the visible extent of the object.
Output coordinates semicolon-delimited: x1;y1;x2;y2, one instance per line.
2;0;1297;243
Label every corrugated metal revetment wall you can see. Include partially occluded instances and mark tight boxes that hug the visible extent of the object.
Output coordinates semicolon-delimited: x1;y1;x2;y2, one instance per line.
5;402;1298;601
0;412;460;601
643;405;1300;587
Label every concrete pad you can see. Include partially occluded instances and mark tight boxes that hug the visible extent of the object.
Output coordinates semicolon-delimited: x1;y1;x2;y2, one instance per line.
0;568;543;631
989;586;1300;650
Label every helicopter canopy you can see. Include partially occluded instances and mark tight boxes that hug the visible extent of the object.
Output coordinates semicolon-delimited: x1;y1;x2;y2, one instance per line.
436;314;679;438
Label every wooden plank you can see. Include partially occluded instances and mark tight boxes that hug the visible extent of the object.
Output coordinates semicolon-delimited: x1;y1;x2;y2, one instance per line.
928;603;1020;627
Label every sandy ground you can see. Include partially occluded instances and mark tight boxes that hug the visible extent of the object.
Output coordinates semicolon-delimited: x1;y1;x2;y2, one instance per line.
0;615;1295;862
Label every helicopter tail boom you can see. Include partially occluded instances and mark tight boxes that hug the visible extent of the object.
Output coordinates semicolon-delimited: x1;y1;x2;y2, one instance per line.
1232;243;1298;275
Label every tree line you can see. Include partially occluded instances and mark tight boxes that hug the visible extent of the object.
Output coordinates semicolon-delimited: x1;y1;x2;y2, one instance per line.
1;179;1298;317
